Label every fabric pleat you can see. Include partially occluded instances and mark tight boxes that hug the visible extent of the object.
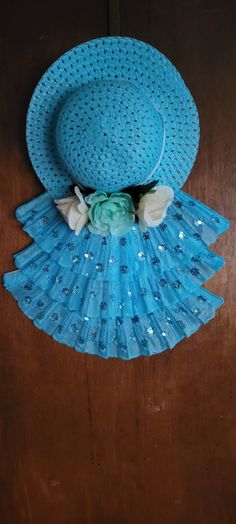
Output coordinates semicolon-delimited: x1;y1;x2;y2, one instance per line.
4;189;229;359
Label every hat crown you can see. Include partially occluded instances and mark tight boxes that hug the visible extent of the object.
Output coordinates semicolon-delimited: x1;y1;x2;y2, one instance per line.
56;79;165;191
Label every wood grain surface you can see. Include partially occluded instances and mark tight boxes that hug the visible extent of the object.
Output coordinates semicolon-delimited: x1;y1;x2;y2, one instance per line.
0;1;236;523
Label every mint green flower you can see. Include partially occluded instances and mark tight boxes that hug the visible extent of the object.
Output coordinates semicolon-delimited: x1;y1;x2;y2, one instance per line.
85;191;135;236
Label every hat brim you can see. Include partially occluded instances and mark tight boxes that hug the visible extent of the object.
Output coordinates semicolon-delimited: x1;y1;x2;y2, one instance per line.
26;37;200;199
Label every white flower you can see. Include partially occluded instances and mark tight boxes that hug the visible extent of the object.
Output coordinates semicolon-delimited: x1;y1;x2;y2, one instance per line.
136;185;174;230
55;186;89;235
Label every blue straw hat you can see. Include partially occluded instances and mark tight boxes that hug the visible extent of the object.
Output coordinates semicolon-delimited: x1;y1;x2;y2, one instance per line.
4;37;229;359
26;37;200;197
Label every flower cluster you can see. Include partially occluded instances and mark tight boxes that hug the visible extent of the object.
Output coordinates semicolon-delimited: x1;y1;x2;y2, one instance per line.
55;184;174;236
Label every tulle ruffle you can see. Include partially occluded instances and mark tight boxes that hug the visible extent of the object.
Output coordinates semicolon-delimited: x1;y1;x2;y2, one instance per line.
3;188;229;359
13;241;224;317
4;269;223;359
16;190;228;273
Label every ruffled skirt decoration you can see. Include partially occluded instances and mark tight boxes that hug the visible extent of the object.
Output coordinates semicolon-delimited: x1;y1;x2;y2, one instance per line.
4;190;229;359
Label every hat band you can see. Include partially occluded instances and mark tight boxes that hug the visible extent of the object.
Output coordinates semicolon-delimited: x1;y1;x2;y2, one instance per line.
138;103;166;186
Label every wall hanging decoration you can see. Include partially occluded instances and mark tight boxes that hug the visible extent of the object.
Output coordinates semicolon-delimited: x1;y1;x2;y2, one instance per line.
4;37;229;359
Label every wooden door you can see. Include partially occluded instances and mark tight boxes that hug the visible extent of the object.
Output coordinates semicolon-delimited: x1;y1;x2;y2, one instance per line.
1;1;235;523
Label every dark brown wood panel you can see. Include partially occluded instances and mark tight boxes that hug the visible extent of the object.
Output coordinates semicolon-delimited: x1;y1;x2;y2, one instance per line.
0;1;236;523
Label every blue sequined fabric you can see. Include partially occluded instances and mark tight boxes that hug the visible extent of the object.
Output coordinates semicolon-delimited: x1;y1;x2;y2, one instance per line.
4;191;229;359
